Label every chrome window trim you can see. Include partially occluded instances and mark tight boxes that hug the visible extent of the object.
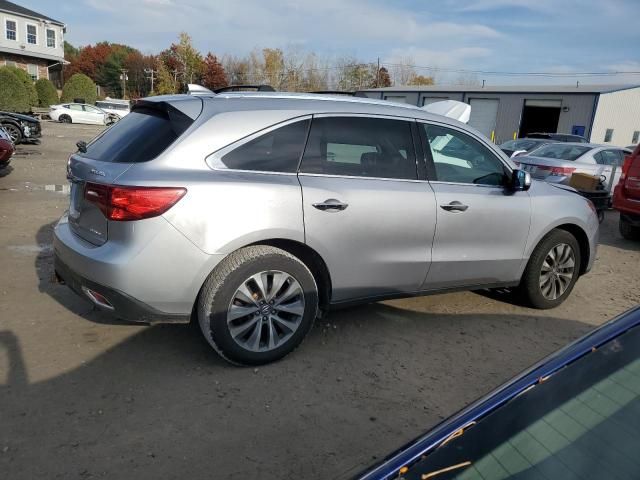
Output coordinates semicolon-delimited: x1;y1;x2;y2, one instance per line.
206;115;313;172
297;172;426;184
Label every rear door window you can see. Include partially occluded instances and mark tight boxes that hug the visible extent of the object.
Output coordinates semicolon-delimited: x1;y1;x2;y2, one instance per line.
300;116;417;180
80;107;193;163
219;119;310;173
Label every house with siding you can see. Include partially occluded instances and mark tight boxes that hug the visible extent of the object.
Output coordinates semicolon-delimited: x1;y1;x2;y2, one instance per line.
0;0;66;87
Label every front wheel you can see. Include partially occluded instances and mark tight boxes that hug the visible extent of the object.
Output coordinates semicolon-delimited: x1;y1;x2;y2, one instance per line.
198;246;318;365
518;229;581;309
59;114;72;124
2;123;22;143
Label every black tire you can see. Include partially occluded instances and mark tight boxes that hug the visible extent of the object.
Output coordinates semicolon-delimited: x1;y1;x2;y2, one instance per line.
2;122;22;143
518;229;581;309
197;245;318;365
620;215;640;241
59;114;72;124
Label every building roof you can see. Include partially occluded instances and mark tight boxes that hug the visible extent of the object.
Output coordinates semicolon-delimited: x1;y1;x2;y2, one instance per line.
0;0;64;25
361;84;640;94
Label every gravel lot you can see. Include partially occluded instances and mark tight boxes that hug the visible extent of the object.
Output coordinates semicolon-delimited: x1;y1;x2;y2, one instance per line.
1;121;639;479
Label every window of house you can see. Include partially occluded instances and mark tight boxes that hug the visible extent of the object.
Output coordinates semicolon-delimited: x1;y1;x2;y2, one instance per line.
5;19;16;41
423;123;508;186
27;64;38;81
300;116;417;180
219;119;311;173
632;131;639;145
604;128;614;143
4;60;16;68
46;28;55;48
26;24;37;44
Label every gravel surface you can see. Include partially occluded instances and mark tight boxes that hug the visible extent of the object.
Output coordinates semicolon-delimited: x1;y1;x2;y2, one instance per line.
1;121;638;479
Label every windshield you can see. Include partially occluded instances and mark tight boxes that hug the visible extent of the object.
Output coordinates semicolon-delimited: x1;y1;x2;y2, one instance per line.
500;139;541;152
530;144;591;161
398;324;640;480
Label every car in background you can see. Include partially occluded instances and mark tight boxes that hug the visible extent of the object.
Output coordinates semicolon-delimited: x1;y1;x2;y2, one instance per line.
527;132;588;143
49;103;108;125
95;99;131;119
355;305;640;480
0;126;15;170
613;144;640;240
0;111;42;144
498;138;550;158
514;142;632;191
54;91;599;366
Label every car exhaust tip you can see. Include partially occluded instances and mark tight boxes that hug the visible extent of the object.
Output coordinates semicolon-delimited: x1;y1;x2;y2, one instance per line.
81;286;114;310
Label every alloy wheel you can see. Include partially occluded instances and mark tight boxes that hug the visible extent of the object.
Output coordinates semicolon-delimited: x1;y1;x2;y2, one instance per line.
226;270;305;352
4;124;20;142
539;243;575;300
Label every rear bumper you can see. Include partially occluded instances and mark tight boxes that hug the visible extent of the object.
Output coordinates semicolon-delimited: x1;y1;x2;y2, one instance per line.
55;254;191;324
53;212;224;323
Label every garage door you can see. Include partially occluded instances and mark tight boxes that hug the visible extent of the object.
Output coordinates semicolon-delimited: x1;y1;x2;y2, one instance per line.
468;98;499;140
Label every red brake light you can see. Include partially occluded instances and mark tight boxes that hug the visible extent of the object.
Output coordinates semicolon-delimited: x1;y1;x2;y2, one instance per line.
620;155;632;181
84;183;186;221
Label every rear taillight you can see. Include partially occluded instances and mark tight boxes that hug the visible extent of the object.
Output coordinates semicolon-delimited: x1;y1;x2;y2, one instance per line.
536;165;576;176
84;183;186;221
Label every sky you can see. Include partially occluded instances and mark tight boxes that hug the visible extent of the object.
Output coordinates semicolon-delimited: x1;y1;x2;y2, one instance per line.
21;0;640;85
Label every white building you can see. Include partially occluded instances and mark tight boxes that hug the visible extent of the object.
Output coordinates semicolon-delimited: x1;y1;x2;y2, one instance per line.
0;0;66;87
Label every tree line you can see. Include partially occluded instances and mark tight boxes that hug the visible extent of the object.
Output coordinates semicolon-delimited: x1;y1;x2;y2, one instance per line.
63;33;435;99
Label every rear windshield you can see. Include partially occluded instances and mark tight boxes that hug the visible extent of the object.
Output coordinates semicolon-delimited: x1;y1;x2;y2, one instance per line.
501;139;541;151
531;144;591;161
80;107;192;163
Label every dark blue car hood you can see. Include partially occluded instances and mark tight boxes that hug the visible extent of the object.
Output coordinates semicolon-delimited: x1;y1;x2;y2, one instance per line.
0;111;39;123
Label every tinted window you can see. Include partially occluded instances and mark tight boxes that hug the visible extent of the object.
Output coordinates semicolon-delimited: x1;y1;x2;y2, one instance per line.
220;119;310;173
300;117;417;180
595;150;624;167
532;144;591;161
424;124;507;186
397;325;640;480
500;139;541;152
80;107;192;163
68;104;83;111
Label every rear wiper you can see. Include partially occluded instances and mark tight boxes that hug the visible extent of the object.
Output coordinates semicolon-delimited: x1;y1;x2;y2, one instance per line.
76;140;87;153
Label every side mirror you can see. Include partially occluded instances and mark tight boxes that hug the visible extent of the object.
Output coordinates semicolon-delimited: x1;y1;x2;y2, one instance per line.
510;169;531;191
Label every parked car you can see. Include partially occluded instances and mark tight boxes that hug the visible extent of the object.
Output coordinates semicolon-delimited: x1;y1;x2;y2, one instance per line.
498;138;550;157
527;132;588;143
514;142;632;191
356;305;640;480
49;103;108;125
95;99;131;119
613;144;640;240
54;92;599;365
0;126;15;170
0;111;42;144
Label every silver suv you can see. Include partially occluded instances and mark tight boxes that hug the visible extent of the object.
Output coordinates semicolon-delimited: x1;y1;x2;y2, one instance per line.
54;92;599;365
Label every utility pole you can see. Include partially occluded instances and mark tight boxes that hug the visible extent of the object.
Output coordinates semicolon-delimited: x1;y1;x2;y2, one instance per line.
144;68;156;93
119;69;128;99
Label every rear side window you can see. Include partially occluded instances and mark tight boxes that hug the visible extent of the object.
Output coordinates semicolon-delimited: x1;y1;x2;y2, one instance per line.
300;117;417;180
220;119;310;173
80;107;192;163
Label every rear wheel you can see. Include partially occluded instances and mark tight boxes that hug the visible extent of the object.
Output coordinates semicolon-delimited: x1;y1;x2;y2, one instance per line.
2;123;22;143
198;246;319;365
519;229;581;309
59;114;72;124
620;215;640;240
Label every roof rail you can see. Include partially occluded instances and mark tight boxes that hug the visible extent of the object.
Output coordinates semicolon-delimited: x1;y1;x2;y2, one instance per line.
308;90;356;96
214;85;275;93
186;84;215;96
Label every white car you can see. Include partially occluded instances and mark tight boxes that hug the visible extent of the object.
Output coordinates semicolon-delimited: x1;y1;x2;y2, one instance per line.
49;104;108;125
96;99;130;119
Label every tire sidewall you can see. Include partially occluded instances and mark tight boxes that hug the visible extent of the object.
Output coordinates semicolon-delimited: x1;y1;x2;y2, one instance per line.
199;251;318;365
3;123;22;143
523;230;581;309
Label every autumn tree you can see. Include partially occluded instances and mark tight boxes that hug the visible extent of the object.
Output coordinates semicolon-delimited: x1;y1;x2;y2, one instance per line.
155;58;176;95
376;67;392;87
407;74;435;86
161;32;203;87
201;53;228;90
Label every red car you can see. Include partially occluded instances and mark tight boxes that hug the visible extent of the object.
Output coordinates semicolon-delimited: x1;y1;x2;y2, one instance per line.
613;144;640;240
0;126;15;170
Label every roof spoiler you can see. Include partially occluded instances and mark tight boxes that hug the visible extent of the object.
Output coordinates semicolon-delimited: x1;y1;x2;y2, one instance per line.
422;100;471;123
186;84;216;96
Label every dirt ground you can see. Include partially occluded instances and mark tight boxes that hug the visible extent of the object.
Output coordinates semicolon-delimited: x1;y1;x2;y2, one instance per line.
1;121;638;480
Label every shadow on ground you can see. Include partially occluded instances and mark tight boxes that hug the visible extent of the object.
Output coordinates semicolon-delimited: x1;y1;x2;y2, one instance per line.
598;210;640;252
1;300;593;480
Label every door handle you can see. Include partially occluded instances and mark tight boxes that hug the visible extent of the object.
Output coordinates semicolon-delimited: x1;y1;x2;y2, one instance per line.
312;199;349;212
440;201;469;212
